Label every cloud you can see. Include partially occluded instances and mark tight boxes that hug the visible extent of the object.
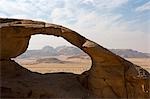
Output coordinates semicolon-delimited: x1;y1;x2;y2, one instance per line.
135;1;150;12
0;0;64;20
94;0;128;9
0;0;149;52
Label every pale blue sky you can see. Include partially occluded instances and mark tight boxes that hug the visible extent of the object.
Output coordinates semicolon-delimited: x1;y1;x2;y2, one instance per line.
0;0;150;52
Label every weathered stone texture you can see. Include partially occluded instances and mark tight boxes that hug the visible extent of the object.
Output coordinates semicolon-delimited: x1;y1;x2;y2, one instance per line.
0;18;149;98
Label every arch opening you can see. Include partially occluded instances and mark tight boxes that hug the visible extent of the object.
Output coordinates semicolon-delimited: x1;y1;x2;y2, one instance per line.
14;34;92;74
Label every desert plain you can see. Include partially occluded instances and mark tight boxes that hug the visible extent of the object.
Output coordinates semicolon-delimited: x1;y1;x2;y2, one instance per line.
14;56;150;74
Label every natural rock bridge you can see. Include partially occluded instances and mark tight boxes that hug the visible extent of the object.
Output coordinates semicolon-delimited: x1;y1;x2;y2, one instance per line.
0;18;149;98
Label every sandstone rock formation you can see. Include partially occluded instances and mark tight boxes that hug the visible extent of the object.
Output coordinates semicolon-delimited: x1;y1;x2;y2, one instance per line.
0;18;149;98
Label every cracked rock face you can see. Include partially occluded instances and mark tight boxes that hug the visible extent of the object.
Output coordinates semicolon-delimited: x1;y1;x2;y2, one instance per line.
0;18;149;98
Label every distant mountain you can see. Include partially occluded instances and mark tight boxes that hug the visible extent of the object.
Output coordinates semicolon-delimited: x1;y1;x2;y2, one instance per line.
17;46;150;59
56;46;84;55
17;46;58;58
109;49;150;58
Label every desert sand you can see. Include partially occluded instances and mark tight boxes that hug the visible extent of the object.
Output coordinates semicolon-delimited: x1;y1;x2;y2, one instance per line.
15;57;150;74
126;58;150;73
14;57;91;74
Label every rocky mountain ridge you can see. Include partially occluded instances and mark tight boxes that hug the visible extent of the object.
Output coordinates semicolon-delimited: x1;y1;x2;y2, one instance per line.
17;45;150;58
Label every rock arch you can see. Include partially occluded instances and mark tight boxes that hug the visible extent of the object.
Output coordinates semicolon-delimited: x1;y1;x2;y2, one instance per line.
0;18;149;98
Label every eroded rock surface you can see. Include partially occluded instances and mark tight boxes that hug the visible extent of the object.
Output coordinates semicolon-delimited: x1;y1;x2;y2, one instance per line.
0;18;149;98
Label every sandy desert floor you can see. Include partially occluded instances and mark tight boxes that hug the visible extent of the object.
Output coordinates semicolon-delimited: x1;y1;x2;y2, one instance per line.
14;57;150;74
15;57;91;74
125;58;150;73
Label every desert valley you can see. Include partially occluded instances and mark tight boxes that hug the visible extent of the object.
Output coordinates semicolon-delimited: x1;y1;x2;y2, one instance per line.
14;46;150;74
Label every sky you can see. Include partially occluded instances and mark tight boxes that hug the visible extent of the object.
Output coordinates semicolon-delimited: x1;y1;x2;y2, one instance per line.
0;0;150;53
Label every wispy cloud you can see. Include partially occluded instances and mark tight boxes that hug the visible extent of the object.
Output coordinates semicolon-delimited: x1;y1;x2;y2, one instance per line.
94;0;128;9
135;1;150;12
0;0;149;52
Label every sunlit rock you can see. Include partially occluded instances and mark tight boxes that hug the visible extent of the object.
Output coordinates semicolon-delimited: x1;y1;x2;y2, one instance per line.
0;18;149;98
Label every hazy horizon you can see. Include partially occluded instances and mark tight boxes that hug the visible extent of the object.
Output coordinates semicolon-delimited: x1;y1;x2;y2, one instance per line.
28;45;149;53
27;37;149;53
1;0;150;53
